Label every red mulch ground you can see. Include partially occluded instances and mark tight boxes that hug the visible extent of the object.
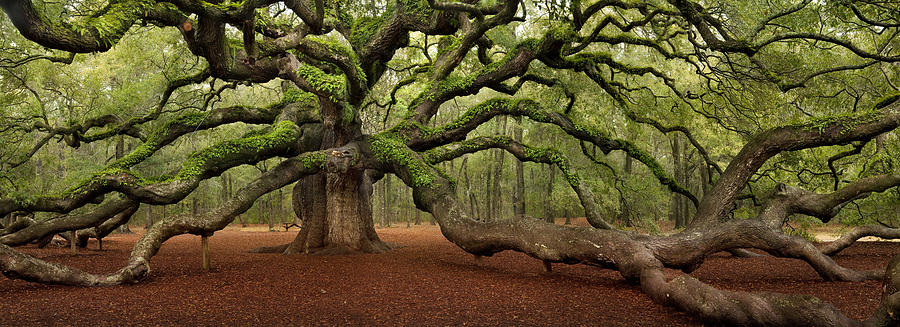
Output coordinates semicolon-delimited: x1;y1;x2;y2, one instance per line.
1;225;896;326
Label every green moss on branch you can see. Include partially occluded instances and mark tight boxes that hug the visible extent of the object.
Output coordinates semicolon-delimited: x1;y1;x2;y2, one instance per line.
296;63;346;102
173;121;300;181
370;133;436;187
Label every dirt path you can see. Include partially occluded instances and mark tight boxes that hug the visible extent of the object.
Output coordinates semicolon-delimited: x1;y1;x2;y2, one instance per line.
1;225;895;326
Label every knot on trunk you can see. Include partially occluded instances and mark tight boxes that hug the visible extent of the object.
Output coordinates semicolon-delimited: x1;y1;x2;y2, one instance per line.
325;145;359;173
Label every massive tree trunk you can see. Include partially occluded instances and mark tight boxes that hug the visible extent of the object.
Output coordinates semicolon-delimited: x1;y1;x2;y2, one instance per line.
281;98;389;254
283;174;326;254
283;170;388;254
322;169;386;253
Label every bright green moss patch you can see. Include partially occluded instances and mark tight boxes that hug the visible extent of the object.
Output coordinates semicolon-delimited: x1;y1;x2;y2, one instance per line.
173;121;300;181
280;88;317;106
342;104;357;126
546;24;578;43
430;39;539;101
437;36;461;57
433;98;512;134
350;16;383;50
81;128;119;143
296;63;346;102
306;35;367;84
370;133;435;187
398;0;434;20
108;139;159;170
523;146;580;186
61;167;143;197
300;151;327;169
69;0;152;48
620;140;668;182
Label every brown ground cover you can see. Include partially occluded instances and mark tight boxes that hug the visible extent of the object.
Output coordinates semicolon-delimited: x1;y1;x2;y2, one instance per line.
1;224;896;326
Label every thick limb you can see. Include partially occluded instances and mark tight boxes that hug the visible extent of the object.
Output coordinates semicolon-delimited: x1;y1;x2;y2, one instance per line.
382;146;895;326
0;120;312;216
0;198;138;246
752;175;900;257
0;242;148;286
128;152;325;263
689;107;900;230
76;204;141;248
649;219;880;281
0;151;325;286
821;225;900;256
403;98;697;206
0;1;156;53
423;135;612;229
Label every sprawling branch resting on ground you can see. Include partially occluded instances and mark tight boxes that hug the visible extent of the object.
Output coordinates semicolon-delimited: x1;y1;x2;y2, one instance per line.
0;198;138;246
370;136;898;325
0;241;149;286
821;225;900;257
0;149;329;286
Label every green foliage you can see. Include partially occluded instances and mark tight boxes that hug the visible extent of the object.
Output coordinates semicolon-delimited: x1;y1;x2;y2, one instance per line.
522;146;579;186
350;17;383;50
801;110;883;134
2;0;899;234
296;63;346;102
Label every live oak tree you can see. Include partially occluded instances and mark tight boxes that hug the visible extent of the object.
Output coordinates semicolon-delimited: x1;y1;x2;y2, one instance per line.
1;0;900;326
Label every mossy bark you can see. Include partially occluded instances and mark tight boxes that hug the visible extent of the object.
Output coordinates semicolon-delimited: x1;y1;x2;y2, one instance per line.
284;97;388;254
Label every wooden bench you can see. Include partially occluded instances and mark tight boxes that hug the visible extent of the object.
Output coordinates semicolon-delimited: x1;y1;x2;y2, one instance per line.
282;223;301;231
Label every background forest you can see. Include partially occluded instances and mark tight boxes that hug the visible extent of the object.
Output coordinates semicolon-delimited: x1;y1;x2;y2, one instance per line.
0;0;897;236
